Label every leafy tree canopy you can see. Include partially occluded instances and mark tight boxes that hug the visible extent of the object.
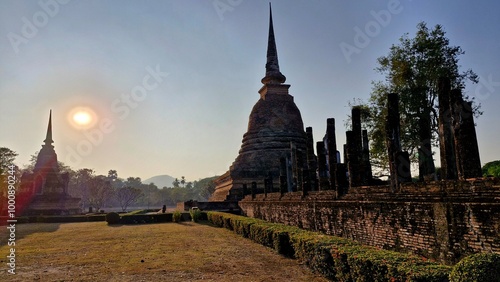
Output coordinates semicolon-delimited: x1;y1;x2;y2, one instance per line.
360;22;480;176
482;161;500;177
0;147;17;175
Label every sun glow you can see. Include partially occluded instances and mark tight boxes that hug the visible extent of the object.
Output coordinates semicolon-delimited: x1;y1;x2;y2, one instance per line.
68;107;98;129
73;111;92;125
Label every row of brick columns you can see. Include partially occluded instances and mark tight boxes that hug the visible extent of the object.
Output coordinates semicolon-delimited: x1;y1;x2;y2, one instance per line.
386;78;482;191
245;77;482;198
312;108;375;198
249;109;376;199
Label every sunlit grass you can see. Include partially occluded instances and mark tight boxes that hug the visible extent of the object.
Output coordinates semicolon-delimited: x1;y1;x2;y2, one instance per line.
0;221;327;281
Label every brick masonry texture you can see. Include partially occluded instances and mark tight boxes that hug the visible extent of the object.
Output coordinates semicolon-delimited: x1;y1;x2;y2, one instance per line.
239;178;500;264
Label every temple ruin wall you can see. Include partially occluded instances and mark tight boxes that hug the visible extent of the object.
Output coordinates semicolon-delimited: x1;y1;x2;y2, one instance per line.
239;179;500;264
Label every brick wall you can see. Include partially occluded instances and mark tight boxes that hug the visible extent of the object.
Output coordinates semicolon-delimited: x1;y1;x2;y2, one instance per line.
239;179;500;264
178;200;240;212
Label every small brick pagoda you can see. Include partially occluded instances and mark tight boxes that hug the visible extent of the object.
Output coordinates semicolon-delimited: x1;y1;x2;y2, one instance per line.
210;5;307;201
19;111;81;215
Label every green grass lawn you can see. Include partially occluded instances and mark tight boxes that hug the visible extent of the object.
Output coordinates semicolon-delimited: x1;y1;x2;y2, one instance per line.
0;221;328;281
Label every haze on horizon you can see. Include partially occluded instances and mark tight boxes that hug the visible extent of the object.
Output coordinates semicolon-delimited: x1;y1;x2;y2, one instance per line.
1;0;500;181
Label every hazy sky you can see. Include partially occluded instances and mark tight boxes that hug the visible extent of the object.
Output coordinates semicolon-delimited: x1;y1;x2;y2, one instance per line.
1;0;500;182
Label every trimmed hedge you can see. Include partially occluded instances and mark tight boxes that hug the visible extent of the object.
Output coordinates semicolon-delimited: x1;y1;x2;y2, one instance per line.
105;212;121;225
207;212;451;281
120;213;178;224
119;212;206;224
12;211;208;225
172;211;182;223
449;253;500;282
190;208;202;222
14;215;106;223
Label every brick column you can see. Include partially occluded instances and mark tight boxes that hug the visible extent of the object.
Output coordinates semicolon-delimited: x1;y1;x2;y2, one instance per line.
386;93;402;192
362;129;373;183
290;142;298;192
305;127;318;191
326;118;339;195
351;107;364;186
451;89;482;179
346;130;361;188
438;77;457;180
418;105;436;181
316;141;329;190
279;157;287;194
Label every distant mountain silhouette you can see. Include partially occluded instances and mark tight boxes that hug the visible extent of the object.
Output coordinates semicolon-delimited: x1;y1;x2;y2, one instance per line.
142;175;176;188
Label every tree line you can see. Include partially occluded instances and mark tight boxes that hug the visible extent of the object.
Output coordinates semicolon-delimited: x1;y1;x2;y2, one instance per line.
0;147;217;212
69;169;217;212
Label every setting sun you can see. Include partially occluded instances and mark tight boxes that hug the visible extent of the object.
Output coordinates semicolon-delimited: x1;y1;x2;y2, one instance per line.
68;107;98;129
73;111;92;125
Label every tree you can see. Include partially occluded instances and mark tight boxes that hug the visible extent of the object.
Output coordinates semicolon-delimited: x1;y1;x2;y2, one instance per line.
107;170;118;181
180;176;186;188
0;148;18;200
88;175;114;212
0;147;17;176
482;161;500;177
124;177;142;189
105;170;124;191
172;178;180;188
116;186;143;212
142;183;159;209
195;176;218;200
363;22;479;178
68;168;94;206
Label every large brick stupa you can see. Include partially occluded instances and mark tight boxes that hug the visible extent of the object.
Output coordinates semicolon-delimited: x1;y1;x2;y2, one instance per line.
19;111;81;215
210;6;307;201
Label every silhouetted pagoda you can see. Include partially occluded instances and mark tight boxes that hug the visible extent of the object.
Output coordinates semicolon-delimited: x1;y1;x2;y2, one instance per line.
19;111;81;215
210;5;307;201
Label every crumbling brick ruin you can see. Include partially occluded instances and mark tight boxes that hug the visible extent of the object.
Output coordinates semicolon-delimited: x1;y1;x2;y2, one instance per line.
205;5;498;264
209;5;307;201
19;111;81;216
238;84;495;264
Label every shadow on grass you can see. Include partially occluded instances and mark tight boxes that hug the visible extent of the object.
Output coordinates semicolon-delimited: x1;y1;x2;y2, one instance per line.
106;220;210;228
177;221;196;226
0;222;61;246
104;221;184;227
195;220;218;228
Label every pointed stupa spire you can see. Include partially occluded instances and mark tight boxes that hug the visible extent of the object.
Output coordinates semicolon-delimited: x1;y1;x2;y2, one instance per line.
43;110;54;146
261;3;286;85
